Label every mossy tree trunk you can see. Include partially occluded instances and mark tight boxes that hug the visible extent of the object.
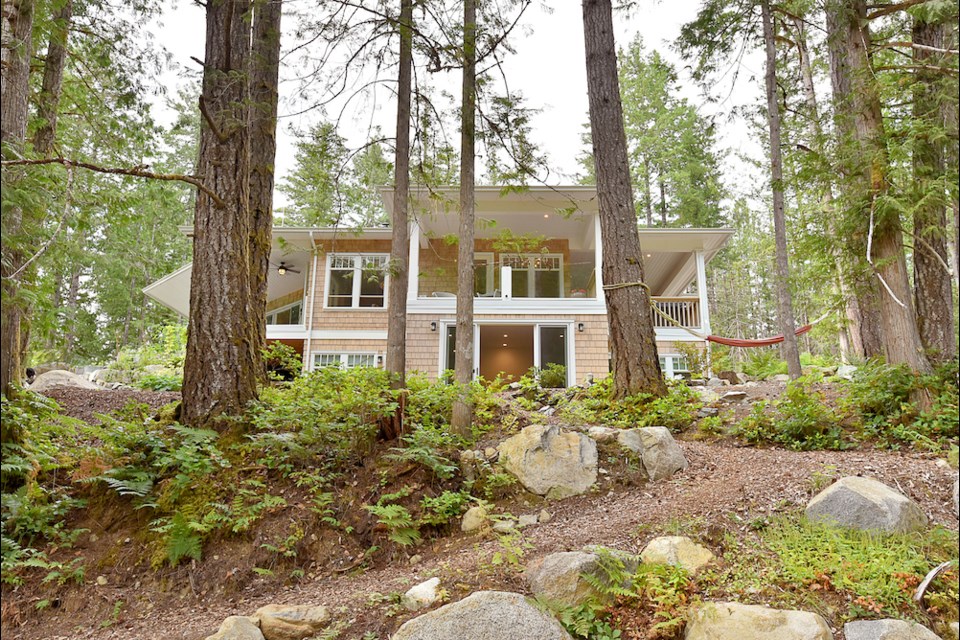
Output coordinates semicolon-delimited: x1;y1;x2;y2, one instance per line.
181;0;261;429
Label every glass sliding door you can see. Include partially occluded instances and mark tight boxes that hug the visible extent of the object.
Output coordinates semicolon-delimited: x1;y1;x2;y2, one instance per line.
538;325;568;387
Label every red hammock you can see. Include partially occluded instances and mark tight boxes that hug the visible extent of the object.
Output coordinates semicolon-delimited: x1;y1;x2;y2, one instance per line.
706;323;814;348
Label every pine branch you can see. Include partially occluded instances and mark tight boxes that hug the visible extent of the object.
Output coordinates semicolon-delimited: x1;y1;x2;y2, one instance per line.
1;157;225;206
874;41;960;55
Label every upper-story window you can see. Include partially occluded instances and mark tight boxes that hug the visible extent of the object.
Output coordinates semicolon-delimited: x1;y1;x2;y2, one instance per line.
326;254;388;308
502;254;563;298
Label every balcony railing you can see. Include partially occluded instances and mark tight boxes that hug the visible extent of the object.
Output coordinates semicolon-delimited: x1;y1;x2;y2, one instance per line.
651;297;700;329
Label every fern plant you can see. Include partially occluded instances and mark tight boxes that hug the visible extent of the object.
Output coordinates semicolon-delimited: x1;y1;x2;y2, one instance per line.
364;503;421;546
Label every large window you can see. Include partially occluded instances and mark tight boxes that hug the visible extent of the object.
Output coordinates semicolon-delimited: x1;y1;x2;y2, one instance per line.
313;352;378;369
501;254;563;298
266;300;302;325
326;255;388;308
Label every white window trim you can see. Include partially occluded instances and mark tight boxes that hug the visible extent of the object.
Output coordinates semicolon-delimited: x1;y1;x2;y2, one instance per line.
659;354;690;379
500;253;564;298
266;299;304;325
311;351;381;370
323;253;390;310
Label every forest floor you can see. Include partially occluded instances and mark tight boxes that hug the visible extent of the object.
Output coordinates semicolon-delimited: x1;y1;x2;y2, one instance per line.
2;381;958;640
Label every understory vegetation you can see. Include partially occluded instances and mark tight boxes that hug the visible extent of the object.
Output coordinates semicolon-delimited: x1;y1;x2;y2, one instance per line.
1;355;957;636
549;519;958;640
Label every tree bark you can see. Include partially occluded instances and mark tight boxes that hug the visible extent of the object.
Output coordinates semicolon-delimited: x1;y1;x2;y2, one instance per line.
911;15;956;362
761;0;801;380
826;0;930;373
793;14;856;362
1;0;35;401
642;157;653;227
451;0;477;436
181;0;260;429
826;0;885;360
33;0;72;157
582;0;666;400
383;0;413;441
247;0;282;382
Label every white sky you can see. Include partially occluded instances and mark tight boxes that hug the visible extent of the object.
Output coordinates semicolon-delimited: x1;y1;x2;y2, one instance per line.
151;1;765;208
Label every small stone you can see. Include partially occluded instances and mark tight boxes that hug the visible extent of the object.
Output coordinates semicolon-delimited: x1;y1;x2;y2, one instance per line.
254;604;329;640
492;520;515;534
587;426;618;443
517;514;538;529
836;364;857;380
705;377;723;388
771;374;790;382
640;536;714;573
96;575;108;586
483;447;497;460
538;509;552;523
459;450;476;463
720;391;748;403
526;552;603;606
402;577;442;612
205;616;264;640
696;407;719;418
408;554;422;565
461;506;488;533
844;619;941;640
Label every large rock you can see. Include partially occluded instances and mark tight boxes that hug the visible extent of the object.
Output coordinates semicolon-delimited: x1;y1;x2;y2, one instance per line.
640;536;714;573
205;616;265;640
685;602;831;640
30;369;100;392
617;427;688;481
461;506;488;533
392;591;572;640
498;425;597;499
253;604;329;640
805;476;928;534
844;619;941;640
526;551;602;606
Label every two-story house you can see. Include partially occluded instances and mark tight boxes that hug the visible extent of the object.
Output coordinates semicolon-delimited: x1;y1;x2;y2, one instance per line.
145;186;732;385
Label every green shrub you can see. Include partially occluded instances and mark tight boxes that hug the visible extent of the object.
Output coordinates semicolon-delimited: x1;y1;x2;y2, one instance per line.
559;377;701;432
137;372;182;391
419;490;471;526
733;381;846;450
248;366;397;471
742;349;787;379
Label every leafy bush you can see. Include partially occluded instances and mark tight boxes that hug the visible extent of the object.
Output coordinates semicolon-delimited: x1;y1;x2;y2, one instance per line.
733;380;846;450
137;372;182;391
248;366;397;471
559;377;701;432
742;348;787;379
262;341;302;382
843;359;958;450
419;490;471;526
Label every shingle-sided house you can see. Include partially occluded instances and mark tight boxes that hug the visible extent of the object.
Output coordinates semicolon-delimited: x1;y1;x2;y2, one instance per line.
145;186;732;385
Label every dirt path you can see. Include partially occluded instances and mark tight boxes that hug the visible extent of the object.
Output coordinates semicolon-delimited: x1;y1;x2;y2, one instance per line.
19;441;955;640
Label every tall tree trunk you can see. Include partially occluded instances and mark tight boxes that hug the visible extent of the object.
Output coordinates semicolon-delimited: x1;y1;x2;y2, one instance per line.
451;0;477;436
761;0;801;379
247;0;282;383
642;156;653;227
825;0;885;360
911;15;955;363
658;174;667;225
1;0;35;401
181;0;259;429
62;264;81;357
33;0;72;156
582;0;666;400
383;0;413;441
793;14;856;362
826;0;930;373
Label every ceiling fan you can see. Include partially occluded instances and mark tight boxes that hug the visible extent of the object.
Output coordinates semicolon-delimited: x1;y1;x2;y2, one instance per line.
271;261;301;276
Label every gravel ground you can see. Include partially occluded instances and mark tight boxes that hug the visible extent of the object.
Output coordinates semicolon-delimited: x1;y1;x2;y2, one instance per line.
36;387;180;424
21;439;954;640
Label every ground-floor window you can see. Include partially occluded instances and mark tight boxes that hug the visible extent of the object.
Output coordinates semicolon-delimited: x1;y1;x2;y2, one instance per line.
659;354;690;379
312;352;379;370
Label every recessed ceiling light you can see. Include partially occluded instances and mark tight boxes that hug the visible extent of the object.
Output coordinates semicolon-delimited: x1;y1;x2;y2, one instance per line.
544;214;549;218
503;334;508;337
502;343;507;347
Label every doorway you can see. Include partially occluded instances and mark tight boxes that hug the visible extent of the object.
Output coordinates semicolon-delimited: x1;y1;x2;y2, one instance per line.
479;324;533;382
